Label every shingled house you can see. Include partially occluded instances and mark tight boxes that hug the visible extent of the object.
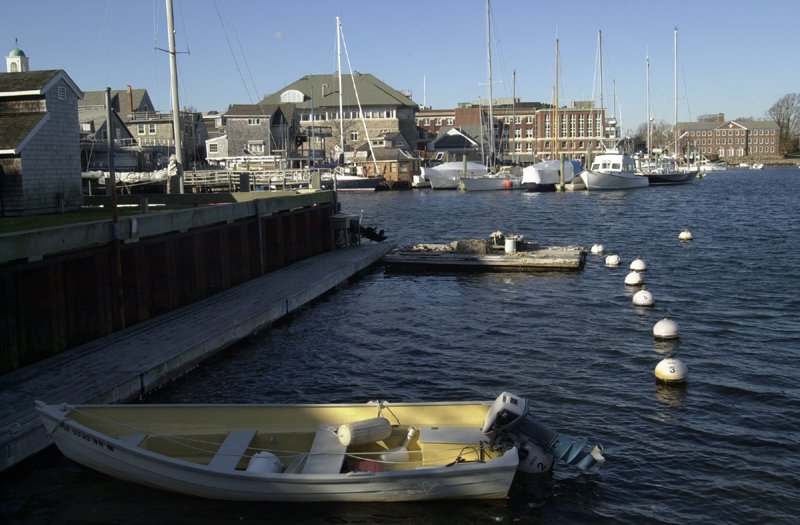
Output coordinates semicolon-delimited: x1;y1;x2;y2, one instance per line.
0;69;83;215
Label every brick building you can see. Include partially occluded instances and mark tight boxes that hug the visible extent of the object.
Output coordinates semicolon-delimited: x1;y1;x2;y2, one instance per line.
417;99;614;165
679;114;780;160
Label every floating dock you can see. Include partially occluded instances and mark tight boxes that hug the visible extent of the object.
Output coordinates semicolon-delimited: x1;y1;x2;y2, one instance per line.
384;236;586;272
0;242;393;472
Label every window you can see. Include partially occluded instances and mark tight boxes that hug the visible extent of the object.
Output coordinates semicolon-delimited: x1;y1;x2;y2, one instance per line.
247;141;265;154
526;115;533;124
148;123;156;134
247;118;261;125
137;124;145;135
209;143;218;153
526;129;533;138
424;118;430;126
350;130;359;141
447;117;454;125
514;129;521;139
435;118;442;125
58;86;67;100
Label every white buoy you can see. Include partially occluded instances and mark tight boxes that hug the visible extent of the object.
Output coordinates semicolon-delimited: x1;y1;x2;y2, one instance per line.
679;229;693;241
653;315;679;339
624;270;644;286
591;243;605;255
630;256;647;271
605;253;620;267
655;356;688;383
632;287;655;306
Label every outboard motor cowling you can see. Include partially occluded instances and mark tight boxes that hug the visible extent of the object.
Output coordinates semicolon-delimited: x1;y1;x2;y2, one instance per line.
484;392;605;474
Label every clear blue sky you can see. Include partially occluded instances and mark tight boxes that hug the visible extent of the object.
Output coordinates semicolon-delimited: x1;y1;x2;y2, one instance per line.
5;0;798;135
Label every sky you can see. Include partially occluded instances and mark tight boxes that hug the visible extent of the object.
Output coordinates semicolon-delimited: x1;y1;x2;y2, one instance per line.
5;0;798;135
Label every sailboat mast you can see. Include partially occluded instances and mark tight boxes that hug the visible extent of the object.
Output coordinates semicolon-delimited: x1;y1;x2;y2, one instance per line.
336;17;344;159
599;30;604;119
512;69;516;165
646;54;651;158
486;0;494;167
673;27;679;162
166;0;183;193
554;38;559;159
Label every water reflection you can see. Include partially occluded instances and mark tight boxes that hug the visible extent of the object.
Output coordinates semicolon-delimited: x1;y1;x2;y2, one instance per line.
654;381;688;407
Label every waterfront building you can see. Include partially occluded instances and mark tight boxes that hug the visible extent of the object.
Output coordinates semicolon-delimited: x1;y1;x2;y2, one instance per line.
417;99;613;165
679;114;780;160
80;87;207;170
353;131;420;186
205;103;295;169
0;61;83;214
258;73;419;165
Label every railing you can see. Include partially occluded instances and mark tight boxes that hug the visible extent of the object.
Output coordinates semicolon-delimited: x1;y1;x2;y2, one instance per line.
184;169;315;191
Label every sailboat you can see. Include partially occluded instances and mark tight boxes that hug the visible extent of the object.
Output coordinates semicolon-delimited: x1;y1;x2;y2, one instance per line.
521;38;579;192
640;28;697;185
326;17;384;193
459;0;523;191
579;31;648;191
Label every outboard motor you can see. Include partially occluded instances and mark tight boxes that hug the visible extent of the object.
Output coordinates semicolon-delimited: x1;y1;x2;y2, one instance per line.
483;392;605;474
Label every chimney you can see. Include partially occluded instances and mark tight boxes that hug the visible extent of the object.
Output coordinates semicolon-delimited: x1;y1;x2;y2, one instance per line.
127;85;134;117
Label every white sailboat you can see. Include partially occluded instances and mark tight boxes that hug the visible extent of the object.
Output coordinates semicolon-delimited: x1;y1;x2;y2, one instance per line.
459;0;522;192
579;31;648;191
328;17;384;193
640;28;697;185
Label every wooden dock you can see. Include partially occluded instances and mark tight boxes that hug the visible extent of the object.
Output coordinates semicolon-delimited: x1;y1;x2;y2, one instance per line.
0;242;393;472
384;242;586;272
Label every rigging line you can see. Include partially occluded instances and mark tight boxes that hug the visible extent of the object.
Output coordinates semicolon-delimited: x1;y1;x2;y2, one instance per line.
223;1;261;105
338;22;379;173
212;0;254;103
176;0;191;54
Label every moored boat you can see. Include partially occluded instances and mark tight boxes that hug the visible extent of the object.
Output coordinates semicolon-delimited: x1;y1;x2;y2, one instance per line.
459;166;523;191
424;161;489;190
521;159;580;192
579;152;649;190
35;392;604;502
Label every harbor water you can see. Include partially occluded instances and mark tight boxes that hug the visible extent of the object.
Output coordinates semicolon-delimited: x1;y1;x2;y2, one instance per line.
3;168;799;524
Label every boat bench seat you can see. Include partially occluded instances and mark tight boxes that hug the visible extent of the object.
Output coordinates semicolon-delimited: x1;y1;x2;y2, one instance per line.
297;425;347;474
208;429;257;471
419;426;486;444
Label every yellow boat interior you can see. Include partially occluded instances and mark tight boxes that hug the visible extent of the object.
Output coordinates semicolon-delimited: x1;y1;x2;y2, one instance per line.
63;402;502;474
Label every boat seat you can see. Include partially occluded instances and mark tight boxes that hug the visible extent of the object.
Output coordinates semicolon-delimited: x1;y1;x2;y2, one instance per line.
299;425;347;474
117;433;148;447
207;430;257;470
418;426;486;444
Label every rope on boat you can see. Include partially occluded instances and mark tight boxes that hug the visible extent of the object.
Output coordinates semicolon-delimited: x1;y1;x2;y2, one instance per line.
64;407;486;466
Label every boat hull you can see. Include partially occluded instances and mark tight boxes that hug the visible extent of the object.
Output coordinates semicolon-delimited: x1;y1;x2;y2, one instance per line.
36;401;518;502
459;176;523;191
644;171;697;185
334;175;384;192
424;162;489;190
579;169;649;190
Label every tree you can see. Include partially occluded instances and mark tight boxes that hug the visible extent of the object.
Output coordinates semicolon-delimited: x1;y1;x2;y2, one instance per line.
767;93;800;155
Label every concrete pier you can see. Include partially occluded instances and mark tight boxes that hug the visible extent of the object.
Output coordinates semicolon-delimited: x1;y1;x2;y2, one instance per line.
0;242;393;472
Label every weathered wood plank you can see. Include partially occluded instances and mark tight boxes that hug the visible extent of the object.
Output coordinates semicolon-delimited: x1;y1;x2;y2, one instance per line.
0;242;394;472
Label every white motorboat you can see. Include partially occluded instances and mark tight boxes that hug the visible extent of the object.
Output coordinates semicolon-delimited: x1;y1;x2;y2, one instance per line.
579;152;649;190
424;161;489;190
35;392;604;502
